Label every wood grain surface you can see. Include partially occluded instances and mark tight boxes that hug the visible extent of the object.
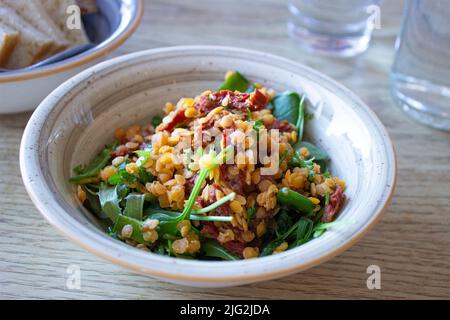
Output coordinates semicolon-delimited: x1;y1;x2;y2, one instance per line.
1;0;449;299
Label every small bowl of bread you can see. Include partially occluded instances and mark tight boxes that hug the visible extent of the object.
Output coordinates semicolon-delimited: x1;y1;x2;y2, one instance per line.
0;0;143;114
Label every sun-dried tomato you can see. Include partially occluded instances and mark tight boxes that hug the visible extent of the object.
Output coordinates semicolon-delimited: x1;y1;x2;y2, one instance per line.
195;90;268;114
322;185;344;222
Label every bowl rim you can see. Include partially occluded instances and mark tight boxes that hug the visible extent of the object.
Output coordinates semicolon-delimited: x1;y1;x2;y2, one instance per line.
20;45;397;284
0;0;144;83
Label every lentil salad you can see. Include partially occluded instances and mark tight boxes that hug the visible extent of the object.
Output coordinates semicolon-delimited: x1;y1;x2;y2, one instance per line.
70;71;346;260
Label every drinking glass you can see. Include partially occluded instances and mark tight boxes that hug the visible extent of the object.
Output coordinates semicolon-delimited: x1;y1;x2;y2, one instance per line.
391;0;450;131
288;0;381;57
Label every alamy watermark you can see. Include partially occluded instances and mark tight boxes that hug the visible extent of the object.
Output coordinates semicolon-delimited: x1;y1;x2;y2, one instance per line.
366;265;381;290
66;5;83;30
367;4;382;30
65;264;81;290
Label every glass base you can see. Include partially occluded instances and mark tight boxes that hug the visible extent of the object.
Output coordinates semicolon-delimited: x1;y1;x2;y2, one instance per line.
391;74;450;131
287;22;372;57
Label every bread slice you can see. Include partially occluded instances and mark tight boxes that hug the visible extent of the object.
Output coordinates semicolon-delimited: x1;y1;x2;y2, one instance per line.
1;0;71;54
0;23;19;67
0;7;54;69
41;0;90;46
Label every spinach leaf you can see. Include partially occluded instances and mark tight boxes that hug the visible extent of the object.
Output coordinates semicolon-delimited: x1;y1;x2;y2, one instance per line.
316;160;327;173
145;211;183;236
113;215;151;245
291;218;313;247
246;207;256;221
152;115;163;127
291;141;329;173
296;141;329;161
272;91;301;127
272;92;308;141
69;146;112;183
116;183;129;199
202;240;239;261
260;240;283;257
124;193;147;220
219;71;250;92
84;187;108;219
276;210;293;236
98;185;122;221
261;217;314;256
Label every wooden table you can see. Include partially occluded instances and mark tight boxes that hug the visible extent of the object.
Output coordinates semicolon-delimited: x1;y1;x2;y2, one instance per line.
1;0;449;299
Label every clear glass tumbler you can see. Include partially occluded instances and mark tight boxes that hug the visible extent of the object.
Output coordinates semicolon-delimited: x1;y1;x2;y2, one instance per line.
288;0;381;57
391;0;450;131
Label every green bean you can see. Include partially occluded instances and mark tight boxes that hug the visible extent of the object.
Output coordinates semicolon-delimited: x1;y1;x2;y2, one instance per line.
277;187;314;213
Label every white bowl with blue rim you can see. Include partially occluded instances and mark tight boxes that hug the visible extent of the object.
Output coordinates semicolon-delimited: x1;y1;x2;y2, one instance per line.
0;0;143;114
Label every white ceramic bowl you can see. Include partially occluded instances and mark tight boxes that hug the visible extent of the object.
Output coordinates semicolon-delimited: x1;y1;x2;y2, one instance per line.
0;0;143;114
20;46;397;287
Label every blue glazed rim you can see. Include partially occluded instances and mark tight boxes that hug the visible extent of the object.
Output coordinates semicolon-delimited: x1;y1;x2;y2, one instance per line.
0;0;144;83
